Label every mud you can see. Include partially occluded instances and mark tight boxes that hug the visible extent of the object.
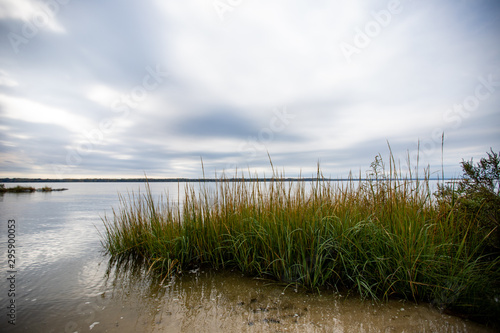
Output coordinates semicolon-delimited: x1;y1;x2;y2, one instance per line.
96;269;495;333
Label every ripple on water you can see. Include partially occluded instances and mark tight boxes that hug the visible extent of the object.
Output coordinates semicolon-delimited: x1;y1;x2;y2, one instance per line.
77;267;496;333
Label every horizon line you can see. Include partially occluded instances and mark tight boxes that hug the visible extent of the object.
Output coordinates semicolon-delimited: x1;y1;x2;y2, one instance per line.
1;177;456;183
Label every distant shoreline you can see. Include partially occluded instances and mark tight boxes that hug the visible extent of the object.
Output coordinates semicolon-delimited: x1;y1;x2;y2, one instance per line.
1;177;453;183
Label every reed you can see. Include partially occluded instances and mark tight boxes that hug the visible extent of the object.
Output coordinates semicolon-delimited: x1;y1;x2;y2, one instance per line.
102;154;500;322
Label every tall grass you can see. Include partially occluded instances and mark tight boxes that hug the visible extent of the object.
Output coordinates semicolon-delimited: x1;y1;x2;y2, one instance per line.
102;154;500;322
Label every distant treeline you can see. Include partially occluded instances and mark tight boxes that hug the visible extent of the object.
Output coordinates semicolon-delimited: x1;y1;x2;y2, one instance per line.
0;177;448;183
1;177;342;183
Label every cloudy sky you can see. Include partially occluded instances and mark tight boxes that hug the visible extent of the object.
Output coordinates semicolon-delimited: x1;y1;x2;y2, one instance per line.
0;0;499;179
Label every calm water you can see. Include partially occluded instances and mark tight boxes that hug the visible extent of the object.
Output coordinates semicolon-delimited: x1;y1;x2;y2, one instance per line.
0;182;494;333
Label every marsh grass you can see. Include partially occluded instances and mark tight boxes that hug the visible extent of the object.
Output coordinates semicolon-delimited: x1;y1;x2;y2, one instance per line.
0;185;67;193
102;154;500;322
0;185;36;193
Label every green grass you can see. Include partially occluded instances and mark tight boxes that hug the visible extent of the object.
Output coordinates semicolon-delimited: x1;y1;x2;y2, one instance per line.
101;155;500;323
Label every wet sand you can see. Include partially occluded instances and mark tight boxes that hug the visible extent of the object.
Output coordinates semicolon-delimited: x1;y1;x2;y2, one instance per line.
77;269;495;333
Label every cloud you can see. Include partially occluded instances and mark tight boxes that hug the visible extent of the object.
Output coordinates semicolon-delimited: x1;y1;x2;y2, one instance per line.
0;0;66;33
172;110;259;139
0;70;18;87
154;1;366;108
0;94;91;133
0;0;499;178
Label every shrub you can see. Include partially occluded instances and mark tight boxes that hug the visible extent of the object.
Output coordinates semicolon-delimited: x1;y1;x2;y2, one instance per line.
437;148;500;251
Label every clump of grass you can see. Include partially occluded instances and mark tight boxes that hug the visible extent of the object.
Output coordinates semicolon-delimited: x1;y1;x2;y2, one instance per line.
102;153;500;323
0;185;36;193
0;185;67;193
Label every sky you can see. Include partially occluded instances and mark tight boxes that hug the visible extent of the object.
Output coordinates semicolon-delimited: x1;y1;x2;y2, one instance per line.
0;0;499;179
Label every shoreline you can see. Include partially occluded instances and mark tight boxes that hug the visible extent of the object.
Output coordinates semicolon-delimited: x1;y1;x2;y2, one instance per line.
0;177;454;183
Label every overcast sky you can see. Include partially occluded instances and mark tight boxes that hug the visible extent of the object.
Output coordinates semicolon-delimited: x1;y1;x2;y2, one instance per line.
0;0;499;179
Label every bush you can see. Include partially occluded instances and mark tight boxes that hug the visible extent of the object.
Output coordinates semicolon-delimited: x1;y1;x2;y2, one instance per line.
437;148;500;251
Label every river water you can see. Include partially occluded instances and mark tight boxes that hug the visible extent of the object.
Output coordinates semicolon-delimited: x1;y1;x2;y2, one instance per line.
0;182;495;332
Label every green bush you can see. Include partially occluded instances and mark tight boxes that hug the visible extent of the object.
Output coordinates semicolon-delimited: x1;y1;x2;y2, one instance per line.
437;148;500;251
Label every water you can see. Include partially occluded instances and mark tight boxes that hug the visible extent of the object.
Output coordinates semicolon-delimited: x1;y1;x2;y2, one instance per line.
0;182;494;332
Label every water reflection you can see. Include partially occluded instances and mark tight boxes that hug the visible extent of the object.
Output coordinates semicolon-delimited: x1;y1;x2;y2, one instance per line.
97;257;495;333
